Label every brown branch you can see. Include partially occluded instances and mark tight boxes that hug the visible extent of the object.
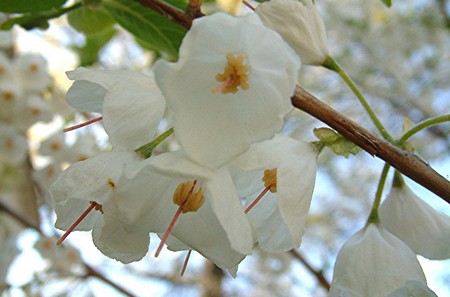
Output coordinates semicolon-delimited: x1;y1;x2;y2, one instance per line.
292;86;450;203
289;249;330;291
0;199;137;297
135;0;203;29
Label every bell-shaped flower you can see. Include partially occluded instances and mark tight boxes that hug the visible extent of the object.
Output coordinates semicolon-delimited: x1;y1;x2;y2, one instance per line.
256;0;330;66
154;13;300;168
65;67;166;151
329;223;437;297
0;124;28;165
379;180;450;260
50;151;142;233
231;135;317;252
97;151;253;269
12;54;51;92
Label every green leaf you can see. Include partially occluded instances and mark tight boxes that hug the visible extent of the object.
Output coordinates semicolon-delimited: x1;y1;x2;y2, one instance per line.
103;0;187;59
1;2;81;31
72;27;117;66
381;0;392;7
68;6;115;35
0;0;67;13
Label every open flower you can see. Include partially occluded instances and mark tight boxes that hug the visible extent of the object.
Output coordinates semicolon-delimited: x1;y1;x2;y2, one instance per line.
329;223;437;297
379;179;450;260
256;0;330;66
154;13;300;168
97;151;253;269
65;68;166;151
231;135;317;252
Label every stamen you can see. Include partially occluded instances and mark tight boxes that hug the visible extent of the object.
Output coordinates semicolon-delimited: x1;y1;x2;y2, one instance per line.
155;180;204;257
245;187;270;214
57;201;100;246
242;0;256;11
245;168;278;214
212;52;250;94
63;116;103;132
180;250;192;276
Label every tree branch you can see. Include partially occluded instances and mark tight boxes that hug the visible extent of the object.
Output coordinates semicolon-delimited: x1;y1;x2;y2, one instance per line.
292;86;450;202
289;249;330;291
0;199;137;297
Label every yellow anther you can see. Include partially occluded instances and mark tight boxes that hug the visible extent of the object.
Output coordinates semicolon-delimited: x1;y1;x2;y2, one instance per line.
173;180;205;213
3;91;14;101
50;142;61;151
262;168;277;193
30;63;39;73
212;52;250;94
5;138;13;149
107;178;116;190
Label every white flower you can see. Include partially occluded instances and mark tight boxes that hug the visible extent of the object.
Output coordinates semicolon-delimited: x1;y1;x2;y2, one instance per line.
65;68;166;151
0;124;28;165
50;151;142;232
98;151;253;268
380;182;450;260
12;54;51;92
329;223;437;297
231;135;317;252
154;13;300;168
256;0;330;65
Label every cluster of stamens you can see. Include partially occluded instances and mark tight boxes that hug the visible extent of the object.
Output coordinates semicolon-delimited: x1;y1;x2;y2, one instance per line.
155;180;205;258
245;168;278;214
172;180;205;213
212;52;250;94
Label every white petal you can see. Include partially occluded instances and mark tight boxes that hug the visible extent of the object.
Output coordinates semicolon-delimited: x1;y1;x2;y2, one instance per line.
154;13;300;168
50;151;140;231
92;209;150;264
380;185;450;260
102;78;165;150
329;224;430;297
65;80;105;113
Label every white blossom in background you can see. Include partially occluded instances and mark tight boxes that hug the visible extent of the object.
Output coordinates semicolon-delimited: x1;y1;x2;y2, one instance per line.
329;223;437;297
255;0;330;66
66;68;166;150
380;181;450;260
98;151;253;269
231;135;317;252
12;54;51;92
0;125;28;165
154;12;300;168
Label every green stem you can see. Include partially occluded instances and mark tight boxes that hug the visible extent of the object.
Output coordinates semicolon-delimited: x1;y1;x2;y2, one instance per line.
398;114;450;146
135;127;174;159
322;56;395;143
367;163;391;225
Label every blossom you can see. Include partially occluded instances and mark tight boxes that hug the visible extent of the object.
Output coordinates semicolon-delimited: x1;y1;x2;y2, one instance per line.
50;151;142;233
97;151;253;269
13;54;51;92
231;135;317;252
256;0;330;65
154;12;300;168
329;223;437;297
65;68;166;151
379;182;450;260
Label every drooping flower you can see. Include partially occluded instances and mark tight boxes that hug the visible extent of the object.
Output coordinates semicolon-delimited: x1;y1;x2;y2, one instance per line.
97;151;254;269
50;151;142;234
65;68;166;151
379;175;450;260
256;0;330;66
154;12;300;168
329;223;437;297
231;135;317;252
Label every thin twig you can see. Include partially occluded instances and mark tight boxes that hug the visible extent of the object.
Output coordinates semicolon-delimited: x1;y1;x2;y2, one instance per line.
289;249;330;291
0;199;137;297
292;86;450;203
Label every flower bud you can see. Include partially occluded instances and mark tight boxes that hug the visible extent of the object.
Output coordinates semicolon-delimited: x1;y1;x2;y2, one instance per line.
256;0;330;65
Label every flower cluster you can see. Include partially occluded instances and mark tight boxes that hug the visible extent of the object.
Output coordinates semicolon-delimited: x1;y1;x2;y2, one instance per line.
50;12;319;273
